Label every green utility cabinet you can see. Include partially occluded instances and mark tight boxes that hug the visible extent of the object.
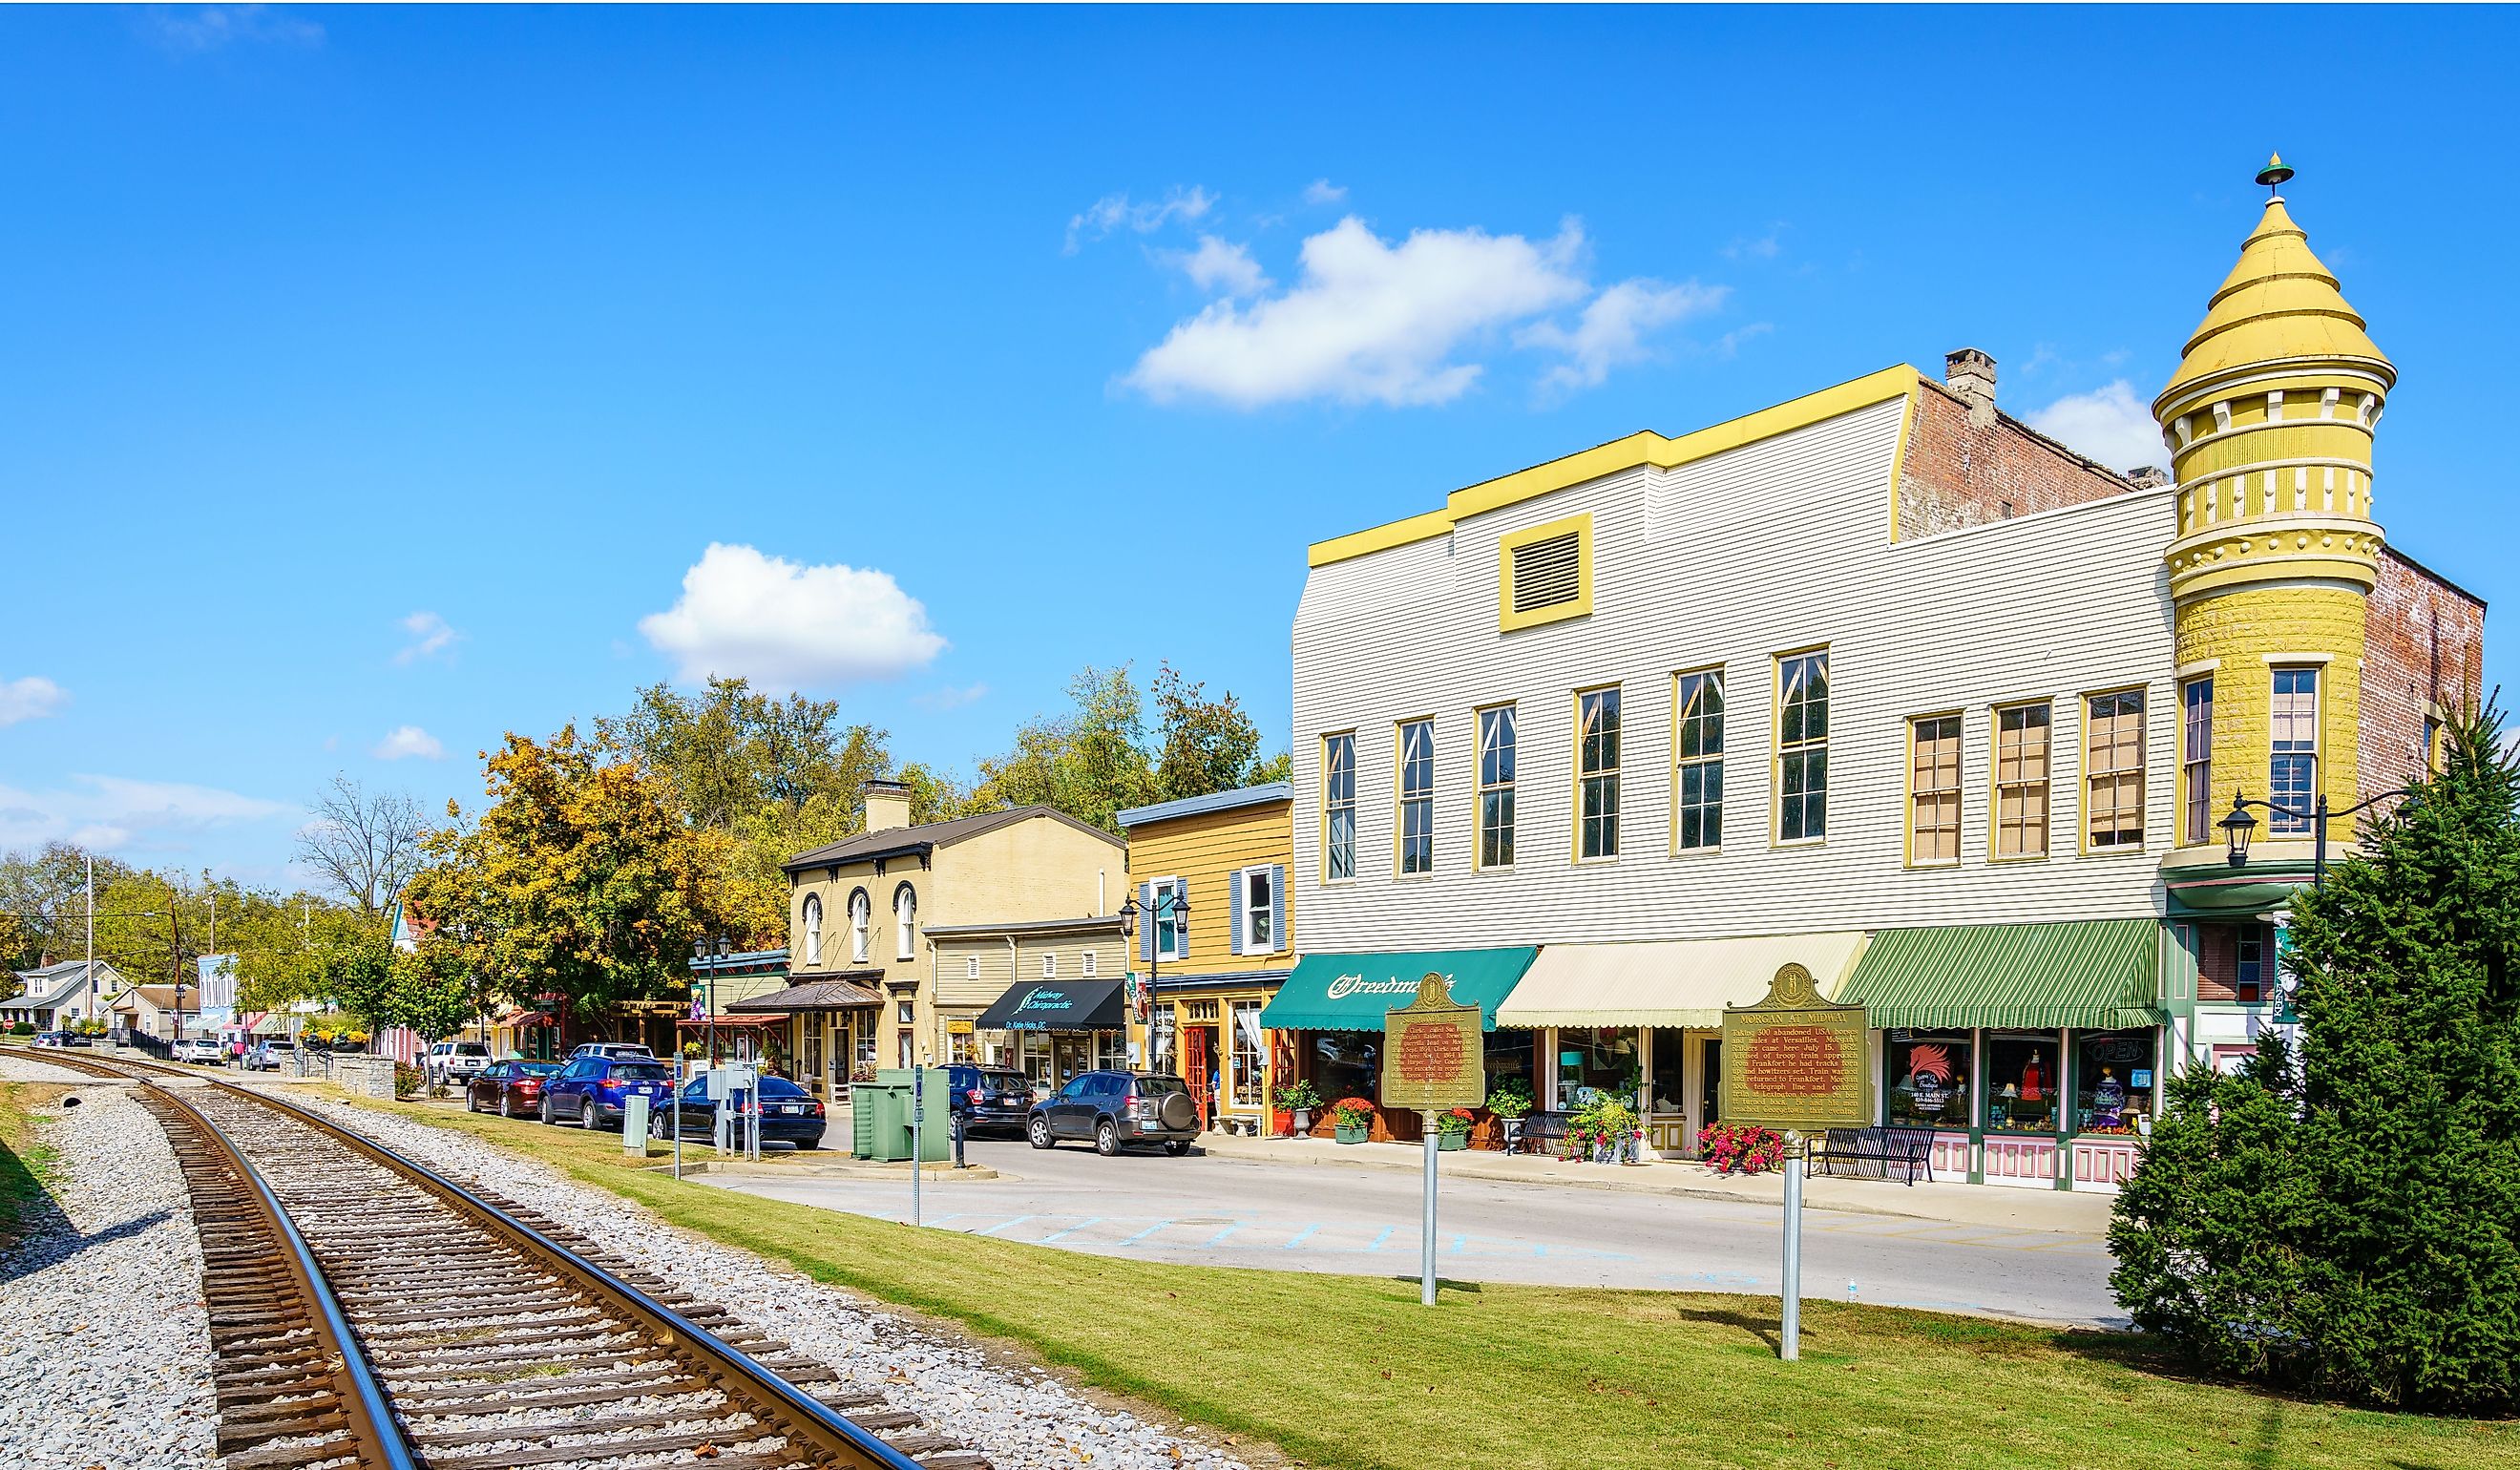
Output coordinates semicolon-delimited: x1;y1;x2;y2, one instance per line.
852;1068;951;1163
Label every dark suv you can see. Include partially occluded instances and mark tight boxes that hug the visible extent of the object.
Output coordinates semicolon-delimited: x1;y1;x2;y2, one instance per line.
947;1064;1034;1136
1026;1070;1200;1156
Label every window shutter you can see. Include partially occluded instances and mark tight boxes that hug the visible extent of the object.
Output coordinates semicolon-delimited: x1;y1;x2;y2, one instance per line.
1139;882;1155;964
1509;531;1582;614
1229;870;1247;956
1270;864;1287;953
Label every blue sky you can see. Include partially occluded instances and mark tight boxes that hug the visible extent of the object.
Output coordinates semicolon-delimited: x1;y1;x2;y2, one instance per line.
3;5;2513;884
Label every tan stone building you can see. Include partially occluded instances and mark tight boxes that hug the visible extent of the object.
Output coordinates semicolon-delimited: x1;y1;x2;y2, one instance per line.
924;915;1131;1089
735;780;1125;1102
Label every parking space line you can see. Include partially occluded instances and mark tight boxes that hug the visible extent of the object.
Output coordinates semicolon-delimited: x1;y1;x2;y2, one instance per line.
1281;1224;1322;1250
1115;1219;1174;1246
971;1214;1036;1237
1035;1216;1105;1245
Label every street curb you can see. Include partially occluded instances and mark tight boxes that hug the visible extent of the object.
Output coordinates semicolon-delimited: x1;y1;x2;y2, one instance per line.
1193;1137;2111;1236
700;1160;1001;1183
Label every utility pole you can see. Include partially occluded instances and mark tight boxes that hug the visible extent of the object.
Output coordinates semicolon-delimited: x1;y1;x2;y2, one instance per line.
83;854;94;1031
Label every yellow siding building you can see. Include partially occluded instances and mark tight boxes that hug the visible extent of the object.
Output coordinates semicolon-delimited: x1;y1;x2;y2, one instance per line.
1117;783;1294;1131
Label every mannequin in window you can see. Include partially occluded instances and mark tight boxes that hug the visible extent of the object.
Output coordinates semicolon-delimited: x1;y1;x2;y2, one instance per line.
2019;1049;2049;1127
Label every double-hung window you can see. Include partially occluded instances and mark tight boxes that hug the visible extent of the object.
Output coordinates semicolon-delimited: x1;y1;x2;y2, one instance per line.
849;889;872;963
1477;706;1516;869
1776;652;1829;841
1322;732;1356;880
1674;671;1723;850
2086;690;2146;850
1396;719;1436;874
2270;668;2319;833
2181;677;2215;844
1909;714;1962;864
1238;866;1278;952
1152;876;1187;961
1994;703;2052;858
1577;686;1621;859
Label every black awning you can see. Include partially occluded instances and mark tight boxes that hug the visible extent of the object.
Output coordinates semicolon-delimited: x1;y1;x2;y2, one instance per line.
977;977;1127;1032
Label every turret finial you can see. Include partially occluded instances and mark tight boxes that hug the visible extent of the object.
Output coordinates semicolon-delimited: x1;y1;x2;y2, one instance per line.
2255;152;2294;199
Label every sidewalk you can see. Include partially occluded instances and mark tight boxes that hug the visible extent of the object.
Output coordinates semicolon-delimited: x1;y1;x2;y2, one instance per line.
1195;1133;2115;1236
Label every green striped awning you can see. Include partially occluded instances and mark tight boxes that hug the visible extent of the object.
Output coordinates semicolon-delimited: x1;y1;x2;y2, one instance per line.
1834;920;2164;1031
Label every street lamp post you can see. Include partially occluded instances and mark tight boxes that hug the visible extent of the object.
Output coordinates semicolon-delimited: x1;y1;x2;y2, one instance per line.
2219;785;2421;889
1117;887;1190;1098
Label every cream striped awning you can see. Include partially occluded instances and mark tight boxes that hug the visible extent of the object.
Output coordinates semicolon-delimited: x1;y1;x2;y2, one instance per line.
1493;933;1872;1030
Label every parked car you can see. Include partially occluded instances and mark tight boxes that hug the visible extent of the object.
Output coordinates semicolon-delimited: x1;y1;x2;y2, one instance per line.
541;1053;676;1129
245;1040;296;1071
946;1063;1034;1137
565;1041;658;1063
670;1073;828;1148
427;1040;494;1086
1026;1070;1201;1156
467;1059;562;1118
31;1030;91;1049
172;1037;226;1064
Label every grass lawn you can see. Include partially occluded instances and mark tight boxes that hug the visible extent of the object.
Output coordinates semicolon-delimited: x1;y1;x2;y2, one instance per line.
323;1087;2519;1470
0;1081;68;1247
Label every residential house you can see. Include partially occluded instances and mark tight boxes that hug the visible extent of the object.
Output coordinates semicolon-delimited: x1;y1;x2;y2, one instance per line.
3;960;124;1031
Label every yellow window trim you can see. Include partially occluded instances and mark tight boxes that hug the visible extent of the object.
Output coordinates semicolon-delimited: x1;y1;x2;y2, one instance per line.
1473;702;1517;872
1902;708;1965;870
1392;716;1437;879
2077;683;2151;857
1497;514;1594;632
1316;729;1355;886
1986;698;2055;864
1571;682;1622;864
1669;664;1725;856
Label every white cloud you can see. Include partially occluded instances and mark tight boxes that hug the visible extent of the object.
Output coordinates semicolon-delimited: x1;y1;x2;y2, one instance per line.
2025;380;2169;474
371;725;445;762
1166;236;1270;297
0;774;291;855
1065;186;1215;254
1304;178;1348;206
136;5;324;52
913;682;990;712
639;543;948;689
1723;223;1787;261
1125;217;1593;409
0;676;68;727
394;610;460;664
1520;278;1729;393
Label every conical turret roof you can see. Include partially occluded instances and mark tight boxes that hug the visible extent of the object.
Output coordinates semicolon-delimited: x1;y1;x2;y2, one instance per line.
2156;195;2393;410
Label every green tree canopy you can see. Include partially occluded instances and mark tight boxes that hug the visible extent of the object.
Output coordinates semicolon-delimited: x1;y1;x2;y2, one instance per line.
970;662;1288;832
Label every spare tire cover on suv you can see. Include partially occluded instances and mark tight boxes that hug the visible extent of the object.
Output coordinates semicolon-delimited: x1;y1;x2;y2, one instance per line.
1157;1089;1198;1131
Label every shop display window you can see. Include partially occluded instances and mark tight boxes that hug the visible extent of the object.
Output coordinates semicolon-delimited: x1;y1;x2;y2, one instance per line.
1312;1030;1379;1104
1983;1032;2063;1134
1884;1030;1972;1129
1484;1029;1534;1102
1555;1026;1641;1109
2073;1030;2155;1135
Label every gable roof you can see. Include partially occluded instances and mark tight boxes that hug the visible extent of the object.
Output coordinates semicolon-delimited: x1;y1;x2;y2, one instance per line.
1116;782;1293;830
782;805;1122;873
107;985;181;1010
7;961;121;1009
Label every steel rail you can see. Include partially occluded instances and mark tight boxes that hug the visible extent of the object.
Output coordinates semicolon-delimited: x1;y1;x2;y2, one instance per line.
7;1043;934;1470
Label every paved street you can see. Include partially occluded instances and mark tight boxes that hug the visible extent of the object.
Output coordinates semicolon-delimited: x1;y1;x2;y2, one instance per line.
701;1136;2124;1328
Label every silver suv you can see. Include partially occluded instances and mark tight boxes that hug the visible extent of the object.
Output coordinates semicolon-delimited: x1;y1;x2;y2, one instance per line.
427;1040;494;1086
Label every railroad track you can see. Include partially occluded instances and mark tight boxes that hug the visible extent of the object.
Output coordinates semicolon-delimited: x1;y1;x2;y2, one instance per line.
11;1047;987;1470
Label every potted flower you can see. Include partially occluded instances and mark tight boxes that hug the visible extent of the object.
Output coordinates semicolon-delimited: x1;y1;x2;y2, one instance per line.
1274;1080;1322;1137
1697;1122;1790;1176
1484;1080;1533;1152
1437;1107;1474;1151
1331;1098;1375;1144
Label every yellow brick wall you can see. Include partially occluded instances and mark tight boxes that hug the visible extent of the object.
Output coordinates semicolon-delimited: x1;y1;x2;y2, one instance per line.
2174;583;2365;846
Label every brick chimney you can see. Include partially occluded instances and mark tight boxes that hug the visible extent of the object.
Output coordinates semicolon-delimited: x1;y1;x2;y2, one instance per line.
1944;347;1997;429
862;779;914;834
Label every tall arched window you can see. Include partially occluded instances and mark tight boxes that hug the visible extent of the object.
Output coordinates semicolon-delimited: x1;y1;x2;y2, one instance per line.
893;883;918;961
849;888;872;964
802;893;823;967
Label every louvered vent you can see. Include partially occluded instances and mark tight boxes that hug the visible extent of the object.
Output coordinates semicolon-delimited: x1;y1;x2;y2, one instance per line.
1509;531;1583;614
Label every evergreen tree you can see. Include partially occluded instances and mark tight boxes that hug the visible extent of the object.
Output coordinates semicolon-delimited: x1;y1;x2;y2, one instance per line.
2110;706;2520;1412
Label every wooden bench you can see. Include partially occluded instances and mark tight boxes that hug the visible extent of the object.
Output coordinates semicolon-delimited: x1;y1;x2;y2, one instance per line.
1808;1125;1935;1186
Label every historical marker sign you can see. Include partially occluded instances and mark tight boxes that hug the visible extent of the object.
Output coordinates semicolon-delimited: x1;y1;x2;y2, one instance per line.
1720;963;1870;1131
1382;973;1486;1115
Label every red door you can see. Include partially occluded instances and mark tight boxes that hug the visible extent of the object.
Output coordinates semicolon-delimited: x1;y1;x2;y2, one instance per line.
1185;1026;1211;1128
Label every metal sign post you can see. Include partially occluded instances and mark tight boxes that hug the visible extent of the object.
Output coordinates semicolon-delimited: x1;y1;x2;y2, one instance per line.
911;1062;925;1228
1781;1130;1804;1361
1380;974;1484;1308
672;1056;683;1181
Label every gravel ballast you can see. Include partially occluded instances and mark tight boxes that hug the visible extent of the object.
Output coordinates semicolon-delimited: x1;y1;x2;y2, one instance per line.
0;1056;222;1470
256;1082;1251;1470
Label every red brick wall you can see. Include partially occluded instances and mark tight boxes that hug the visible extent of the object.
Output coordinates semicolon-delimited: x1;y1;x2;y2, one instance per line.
2360;550;2488;803
1895;380;2151;540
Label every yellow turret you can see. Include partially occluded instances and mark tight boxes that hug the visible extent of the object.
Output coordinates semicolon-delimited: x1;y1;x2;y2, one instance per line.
2157;158;2390;865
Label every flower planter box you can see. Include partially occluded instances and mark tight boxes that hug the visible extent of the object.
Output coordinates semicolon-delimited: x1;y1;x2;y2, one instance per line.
1334;1124;1369;1144
1437;1131;1468;1152
1271;1108;1293;1137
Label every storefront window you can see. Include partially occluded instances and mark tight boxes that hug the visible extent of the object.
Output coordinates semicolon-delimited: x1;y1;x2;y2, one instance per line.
1312;1030;1378;1104
1230;1001;1266;1108
1648;1028;1689;1114
1484;1030;1533;1102
1884;1030;1972;1129
1149;1008;1176;1071
1555;1027;1641;1110
1983;1032;2062;1134
2073;1030;2155;1135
